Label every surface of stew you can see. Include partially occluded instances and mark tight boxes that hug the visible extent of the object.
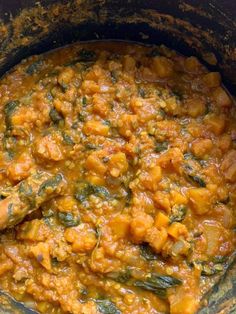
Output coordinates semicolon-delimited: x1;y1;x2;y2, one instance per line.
0;42;235;314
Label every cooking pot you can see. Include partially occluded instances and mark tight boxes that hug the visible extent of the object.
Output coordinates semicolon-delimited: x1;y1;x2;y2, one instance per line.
0;1;235;313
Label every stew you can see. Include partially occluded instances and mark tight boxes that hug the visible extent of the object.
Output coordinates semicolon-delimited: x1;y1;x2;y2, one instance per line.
0;42;235;314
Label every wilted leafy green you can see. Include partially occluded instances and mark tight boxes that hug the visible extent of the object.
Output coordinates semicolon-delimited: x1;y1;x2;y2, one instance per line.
155;141;169;153
134;274;182;298
62;132;74;145
4;100;20;128
95;299;121;314
75;181;110;203
188;175;206;187
140;243;158;261
58;212;80;227
49;107;64;124
38;174;63;196
170;205;187;223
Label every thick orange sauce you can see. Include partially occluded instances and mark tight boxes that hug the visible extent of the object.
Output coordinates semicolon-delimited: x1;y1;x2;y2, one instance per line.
0;42;235;314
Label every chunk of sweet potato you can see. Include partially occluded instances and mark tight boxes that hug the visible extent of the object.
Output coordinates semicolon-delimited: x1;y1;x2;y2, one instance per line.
153;56;174;78
85;153;107;175
7;152;34;182
64;224;97;253
188;188;212;215
34;135;64;161
108;152;128;177
108;214;131;239
221;150;236;182
83;120;109;136
191;138;213;158
31;242;51;271
154;211;170;229
204;114;225;135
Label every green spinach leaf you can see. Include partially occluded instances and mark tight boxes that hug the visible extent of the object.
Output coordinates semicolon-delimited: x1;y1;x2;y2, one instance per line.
38;174;63;196
170;205;187;223
140;243;158;261
96;299;121;314
75;181;110;203
49;107;64;125
58;212;80;227
155;141;169;153
134;274;182;298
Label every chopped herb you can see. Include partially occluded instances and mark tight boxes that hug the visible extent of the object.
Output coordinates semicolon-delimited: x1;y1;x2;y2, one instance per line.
92;185;110;199
184;152;195;160
51;257;59;267
71;122;79;129
62;132;74;145
38;174;63;196
138;87;146;98
78;113;86;122
60;82;68;93
201;264;224;276
7;203;14;218
140;243;158;261
134;274;182;298
7;150;15;160
58;212;80;227
155;141;169;153
4;100;20;128
188;175;206;187
110;71;118;83
125;187;132;206
42;208;55;218
82;96;87;107
78;49;96;62
183;163;206;187
170;205;187;223
47;92;54;102
85;143;99;150
26;59;43;75
103;120;111;126
75;181;110;203
205;102;212;114
95;226;102;239
49;107;64;124
95;299;121;314
192;259;226;276
212;256;228;264
157;108;166;118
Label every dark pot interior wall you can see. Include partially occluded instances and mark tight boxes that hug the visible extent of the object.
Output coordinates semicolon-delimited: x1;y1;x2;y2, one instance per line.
0;0;235;92
0;1;235;313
